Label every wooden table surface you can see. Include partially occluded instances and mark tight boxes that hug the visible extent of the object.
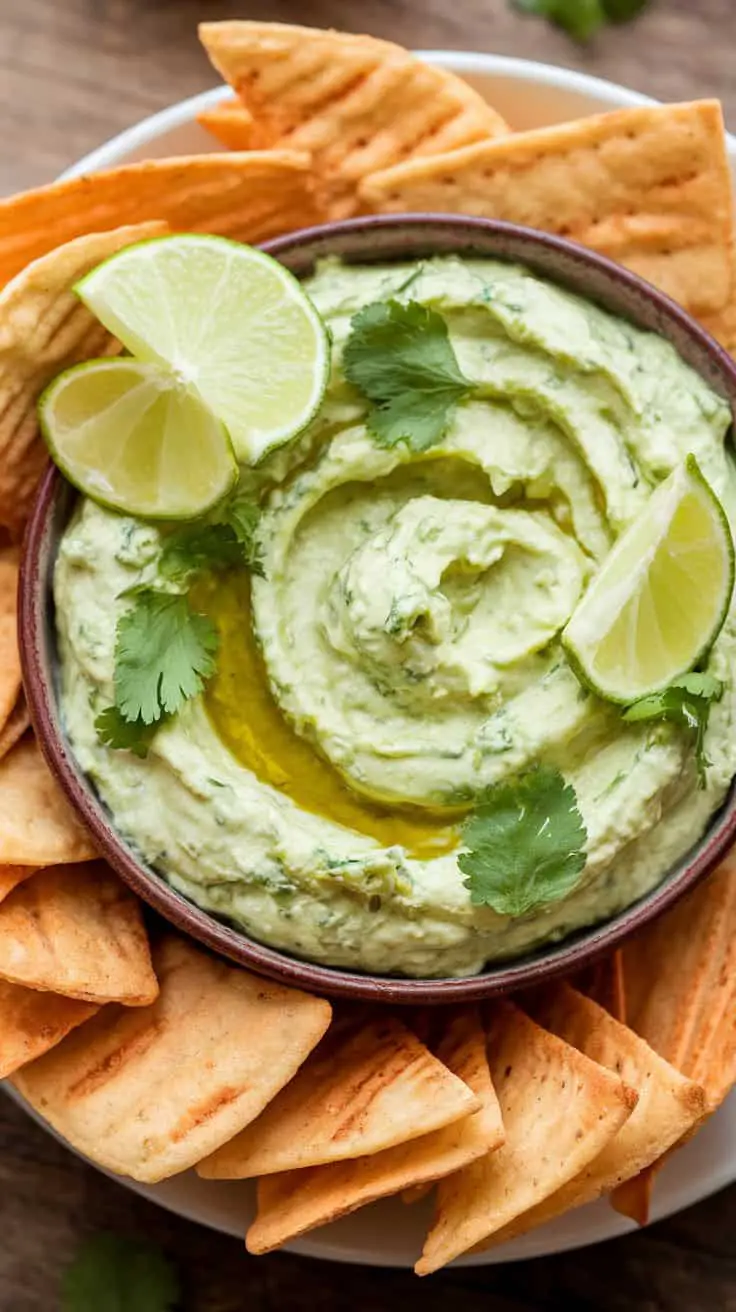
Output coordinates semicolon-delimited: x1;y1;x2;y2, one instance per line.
2;0;736;1307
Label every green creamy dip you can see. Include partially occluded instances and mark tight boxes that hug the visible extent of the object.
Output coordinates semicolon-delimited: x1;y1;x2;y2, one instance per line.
54;256;736;978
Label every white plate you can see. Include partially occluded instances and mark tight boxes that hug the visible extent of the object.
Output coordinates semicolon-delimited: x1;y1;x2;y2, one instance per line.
4;1082;735;1266
20;47;733;1266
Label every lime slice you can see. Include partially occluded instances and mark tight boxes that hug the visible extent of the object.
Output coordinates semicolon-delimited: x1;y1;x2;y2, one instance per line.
39;358;238;519
76;234;330;464
562;455;734;703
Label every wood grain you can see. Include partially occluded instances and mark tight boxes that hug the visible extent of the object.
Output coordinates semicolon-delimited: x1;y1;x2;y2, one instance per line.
1;0;735;1307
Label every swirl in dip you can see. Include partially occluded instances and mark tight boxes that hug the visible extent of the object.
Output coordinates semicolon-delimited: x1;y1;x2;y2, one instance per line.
54;256;736;978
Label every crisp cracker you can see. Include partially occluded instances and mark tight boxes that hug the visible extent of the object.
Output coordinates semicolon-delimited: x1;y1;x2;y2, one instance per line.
414;999;634;1274
0;978;98;1079
197;100;261;151
0;737;96;865
0;222;164;538
12;935;332;1182
0;697;30;762
0;860;158;1005
0;152;319;291
199;22;507;219
611;860;736;1223
486;986;706;1247
246;1005;502;1255
199;1011;480;1180
0;552;21;720
0;861;38;905
360;100;735;315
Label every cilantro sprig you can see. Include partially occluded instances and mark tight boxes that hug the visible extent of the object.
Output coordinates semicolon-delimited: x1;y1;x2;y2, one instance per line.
343;299;471;451
623;673;724;787
61;1233;181;1312
95;494;263;756
458;766;588;917
513;0;649;41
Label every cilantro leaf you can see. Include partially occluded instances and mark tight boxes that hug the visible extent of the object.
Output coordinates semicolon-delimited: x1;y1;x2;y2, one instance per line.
623;674;724;787
159;496;264;583
94;706;159;758
61;1233;181;1312
458;766;587;917
114;590;218;726
343;300;471;451
221;493;265;577
513;0;648;39
159;523;244;584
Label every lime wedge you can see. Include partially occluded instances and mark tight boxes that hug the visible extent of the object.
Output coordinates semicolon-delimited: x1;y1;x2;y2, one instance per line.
39;358;238;519
75;234;330;464
562;455;734;703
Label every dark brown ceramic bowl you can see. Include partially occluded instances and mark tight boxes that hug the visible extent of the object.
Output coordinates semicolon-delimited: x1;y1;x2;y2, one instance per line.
19;215;736;1004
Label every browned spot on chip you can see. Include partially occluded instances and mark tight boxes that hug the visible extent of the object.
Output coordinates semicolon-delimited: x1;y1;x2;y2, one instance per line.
0;977;98;1079
12;935;332;1182
0;153;321;292
360;101;735;315
246;1004;502;1255
199;22;507;219
0;860;158;1005
199;1011;480;1180
0;737;97;865
0;222;165;538
414;999;634;1274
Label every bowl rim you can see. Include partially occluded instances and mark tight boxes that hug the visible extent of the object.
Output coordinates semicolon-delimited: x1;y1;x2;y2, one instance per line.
19;212;736;1003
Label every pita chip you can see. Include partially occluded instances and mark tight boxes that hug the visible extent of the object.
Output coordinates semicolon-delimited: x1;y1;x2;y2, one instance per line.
0;861;158;1005
199;22;507;219
611;860;736;1223
0;977;98;1079
197;100;261;151
415;999;634;1274
246;1005;502;1255
487;986;706;1248
199;1011;480;1180
0;737;96;865
12;935;332;1182
0;697;30;763
0;862;38;905
0;222;164;538
361;100;735;315
0;553;21;722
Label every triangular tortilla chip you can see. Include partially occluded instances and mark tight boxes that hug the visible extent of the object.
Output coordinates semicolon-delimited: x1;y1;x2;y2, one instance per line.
0;737;97;864
199;22;507;219
0;223;164;537
12;935;332;1182
0;153;319;291
0;697;30;762
360;100;735;315
486;986;706;1248
611;860;736;1223
0;977;98;1079
0;860;158;1004
198;100;261;151
0;860;157;1003
199;1011;480;1180
0;552;20;722
246;1005;502;1255
414;1000;634;1274
0;862;38;904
